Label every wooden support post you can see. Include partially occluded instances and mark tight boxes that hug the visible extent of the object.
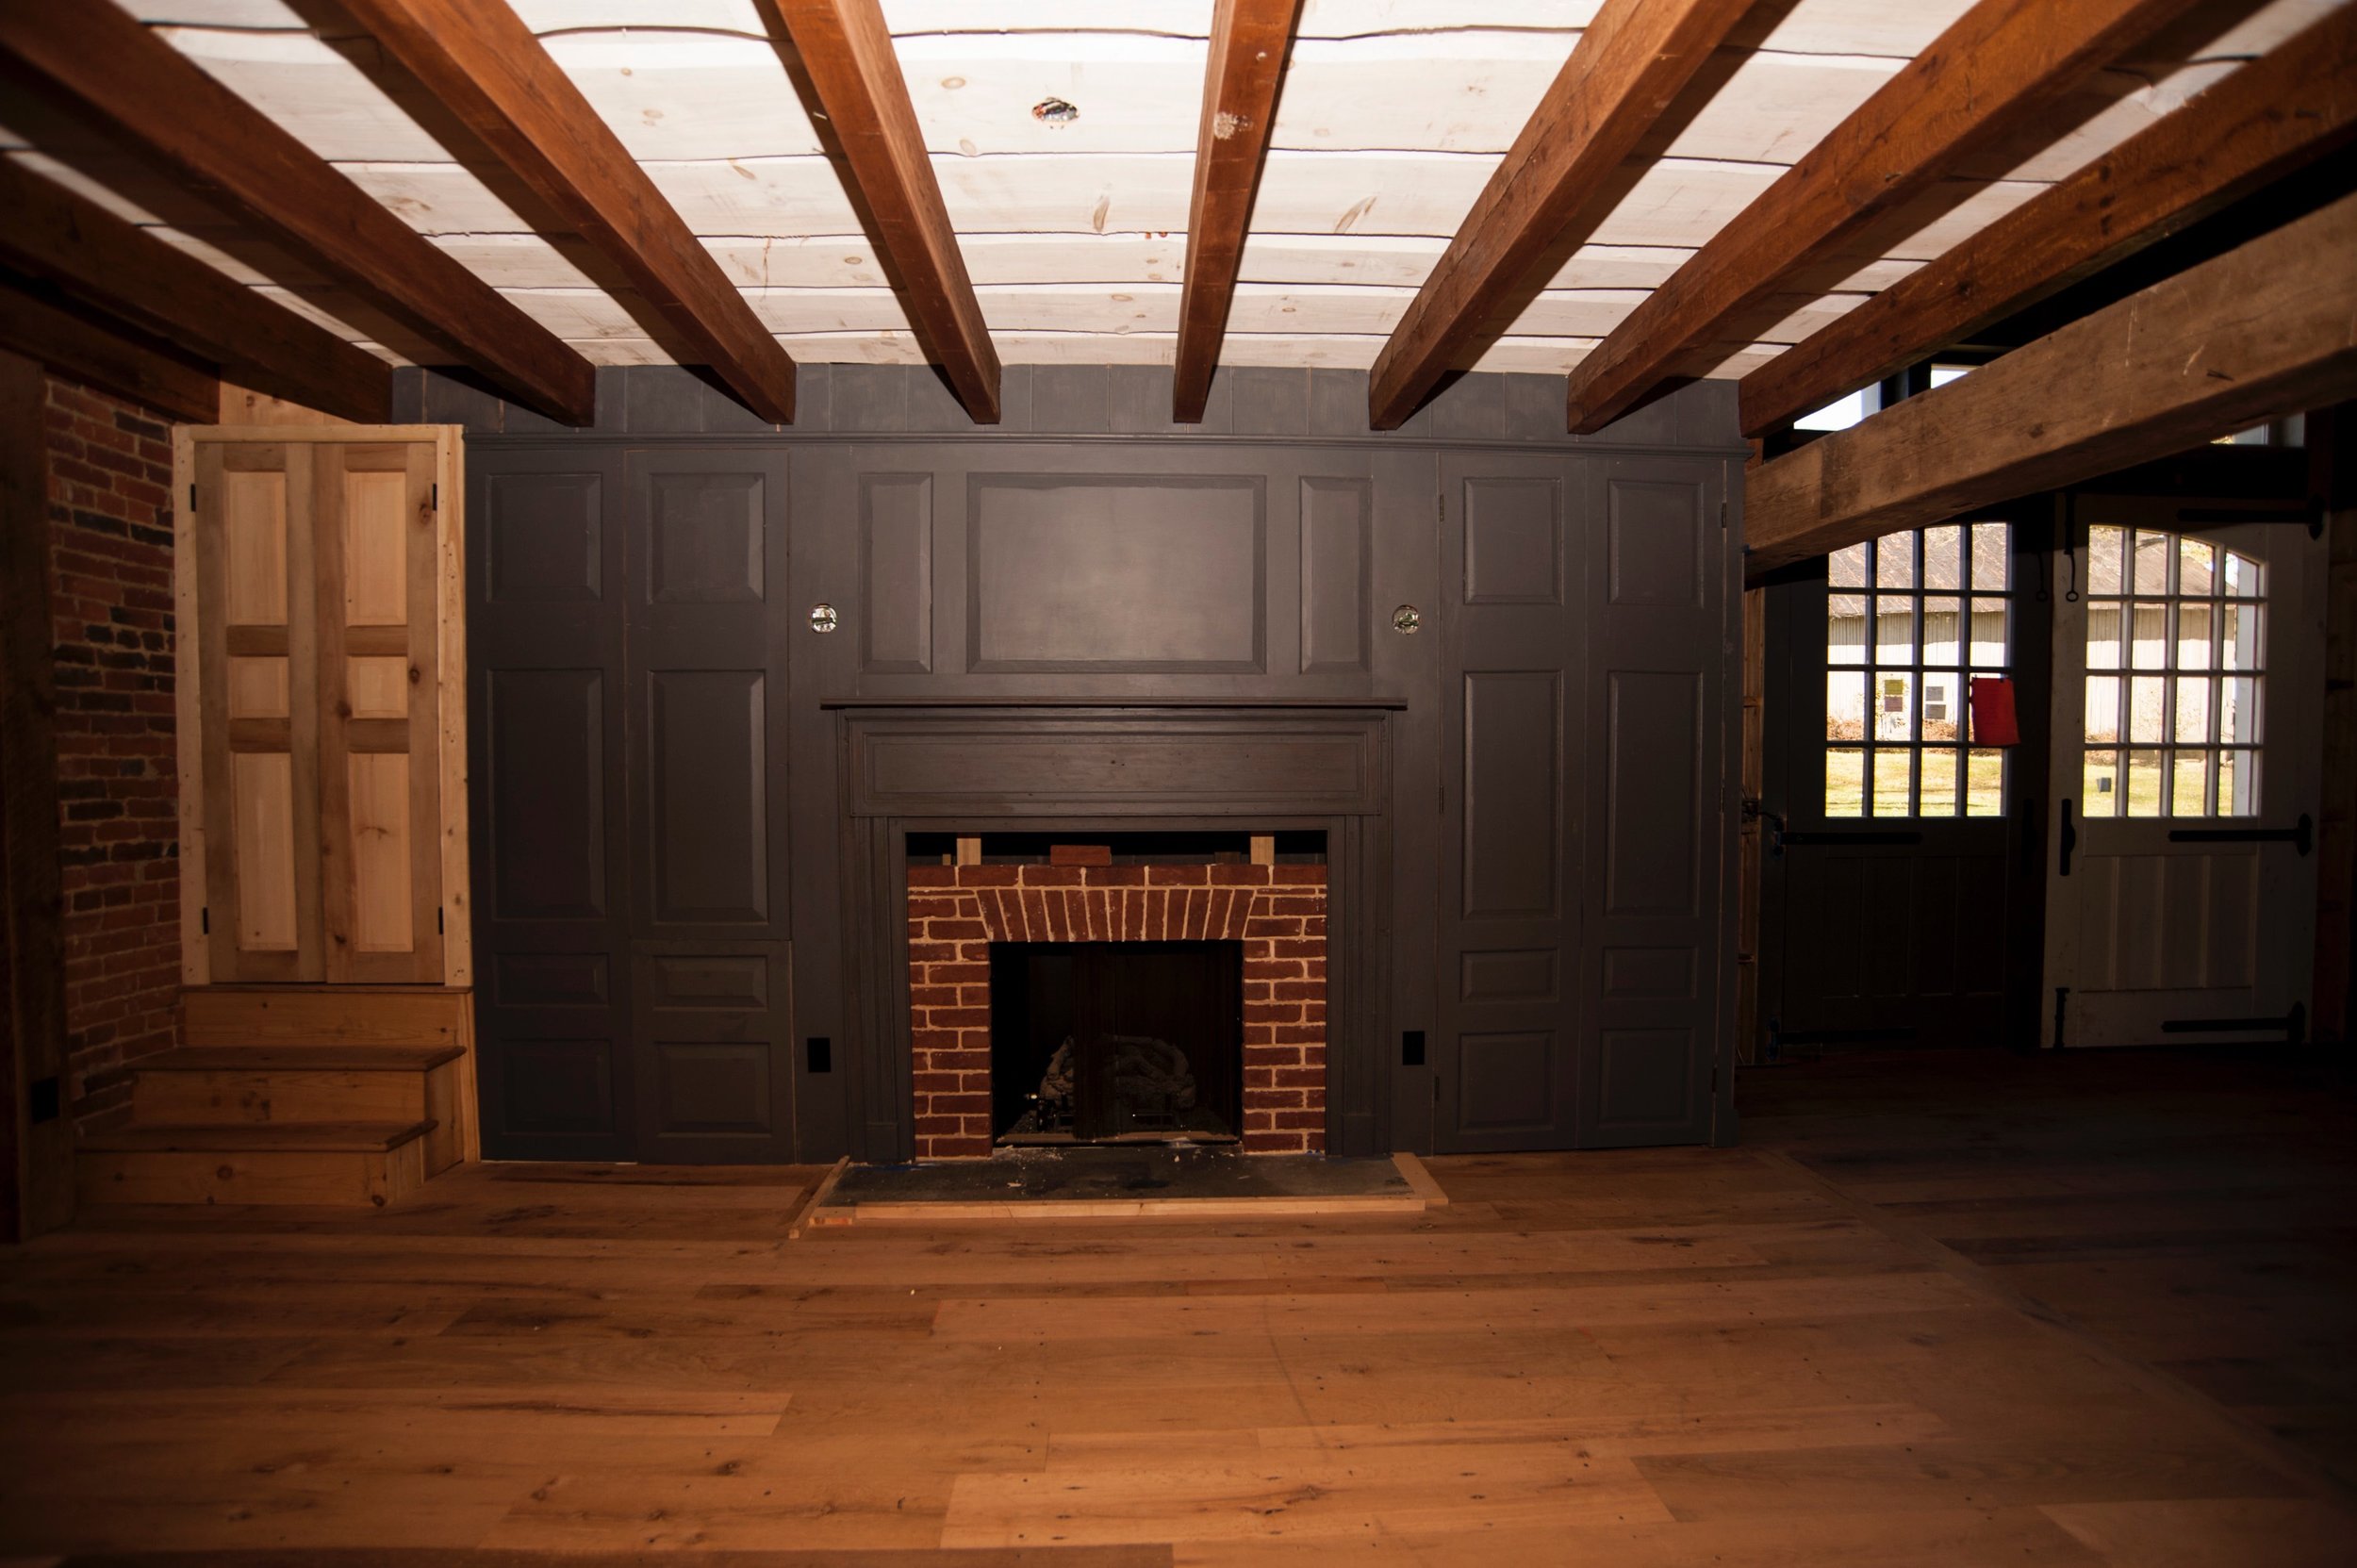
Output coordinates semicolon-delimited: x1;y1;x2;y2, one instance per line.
1736;585;1765;1065
954;837;982;867
2313;404;2357;1046
0;350;74;1240
1249;835;1276;867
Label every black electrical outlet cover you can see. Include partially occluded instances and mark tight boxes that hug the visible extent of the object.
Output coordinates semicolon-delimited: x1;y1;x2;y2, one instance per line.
805;1036;832;1074
1402;1030;1426;1067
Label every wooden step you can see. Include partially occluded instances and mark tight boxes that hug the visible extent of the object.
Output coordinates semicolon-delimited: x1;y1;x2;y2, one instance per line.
126;1045;466;1174
76;1121;435;1208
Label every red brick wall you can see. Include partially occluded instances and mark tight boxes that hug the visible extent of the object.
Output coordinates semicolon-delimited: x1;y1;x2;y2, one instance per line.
905;863;1327;1158
41;377;181;1127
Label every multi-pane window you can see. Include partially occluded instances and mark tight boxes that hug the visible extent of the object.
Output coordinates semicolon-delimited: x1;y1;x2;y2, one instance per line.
2082;527;2263;818
1824;524;2012;817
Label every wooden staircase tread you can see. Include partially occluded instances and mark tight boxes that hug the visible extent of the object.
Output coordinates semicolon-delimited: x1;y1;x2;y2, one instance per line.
137;1044;464;1073
81;1120;437;1153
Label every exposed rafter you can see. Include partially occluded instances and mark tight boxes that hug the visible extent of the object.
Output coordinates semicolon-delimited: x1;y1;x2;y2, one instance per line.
1743;190;2357;579
1366;0;1752;431
1561;0;2205;436
0;159;388;424
760;0;999;424
338;0;797;424
0;280;219;425
1174;0;1304;424
0;0;595;425
1740;3;2357;438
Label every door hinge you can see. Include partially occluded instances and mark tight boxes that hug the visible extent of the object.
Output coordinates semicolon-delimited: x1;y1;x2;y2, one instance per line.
188;482;197;514
2053;986;2070;1048
199;905;209;935
430;482;439;511
1719;498;1729;530
437;906;445;934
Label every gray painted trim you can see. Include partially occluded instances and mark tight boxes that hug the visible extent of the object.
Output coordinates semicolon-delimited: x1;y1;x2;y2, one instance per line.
396;364;1745;456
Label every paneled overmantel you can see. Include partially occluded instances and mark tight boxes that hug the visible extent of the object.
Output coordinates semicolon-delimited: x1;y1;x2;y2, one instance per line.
832;702;1394;1163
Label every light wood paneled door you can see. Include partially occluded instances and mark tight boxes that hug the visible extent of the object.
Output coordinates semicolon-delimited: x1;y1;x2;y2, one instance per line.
177;426;468;988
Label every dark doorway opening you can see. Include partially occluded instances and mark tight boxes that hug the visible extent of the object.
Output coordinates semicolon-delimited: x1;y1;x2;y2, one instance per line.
990;942;1244;1145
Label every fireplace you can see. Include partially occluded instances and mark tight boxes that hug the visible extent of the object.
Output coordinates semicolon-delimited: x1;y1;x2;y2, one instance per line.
905;857;1329;1159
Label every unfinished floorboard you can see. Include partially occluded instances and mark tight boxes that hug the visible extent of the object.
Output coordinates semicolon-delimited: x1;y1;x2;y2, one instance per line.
1;1053;2349;1562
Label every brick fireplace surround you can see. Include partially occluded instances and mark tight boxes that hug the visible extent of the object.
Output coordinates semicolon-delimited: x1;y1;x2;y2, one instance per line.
905;863;1328;1158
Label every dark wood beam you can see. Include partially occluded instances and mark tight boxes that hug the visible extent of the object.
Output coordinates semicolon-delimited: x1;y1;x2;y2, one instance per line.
0;1;595;425
1740;4;2357;438
761;0;999;424
1366;0;1753;431
0;282;219;426
1742;190;2357;580
1173;0;1304;424
338;0;796;424
0;347;74;1239
1562;0;2206;435
0;160;388;424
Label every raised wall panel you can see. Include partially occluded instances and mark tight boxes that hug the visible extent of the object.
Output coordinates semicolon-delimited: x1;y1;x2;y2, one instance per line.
1607;478;1705;607
345;655;408;719
226;656;288;718
647;669;767;925
1598;1028;1693;1125
342;470;408;625
487;668;606;919
493;952;611;1008
1463;477;1561;606
230;751;299;952
656;1043;772;1135
967;475;1265;671
1459;949;1558;1002
859;473;933;674
486;471;602;602
1458;1031;1555;1133
346;751;413;953
223;470;288;625
1462;670;1560;918
1603;947;1698;999
1300;476;1371;674
501;1038;616;1134
649;471;765;603
1605;670;1702;917
649;953;769;1010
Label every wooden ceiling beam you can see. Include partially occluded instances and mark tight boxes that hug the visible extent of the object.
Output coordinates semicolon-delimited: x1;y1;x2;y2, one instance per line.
1739;4;2357;438
1366;0;1753;431
0;280;220;426
1743;190;2357;581
761;0;999;424
1174;0;1304;425
0;159;388;425
0;1;594;425
1561;0;2207;436
338;0;796;424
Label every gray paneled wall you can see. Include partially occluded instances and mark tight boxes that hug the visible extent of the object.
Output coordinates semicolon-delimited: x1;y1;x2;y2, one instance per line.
454;365;1744;1162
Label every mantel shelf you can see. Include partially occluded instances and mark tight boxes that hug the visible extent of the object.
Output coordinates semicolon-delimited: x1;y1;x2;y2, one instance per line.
819;696;1409;710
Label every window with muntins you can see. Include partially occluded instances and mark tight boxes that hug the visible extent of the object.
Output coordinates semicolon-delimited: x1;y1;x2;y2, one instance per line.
2081;526;2263;817
1824;524;2012;817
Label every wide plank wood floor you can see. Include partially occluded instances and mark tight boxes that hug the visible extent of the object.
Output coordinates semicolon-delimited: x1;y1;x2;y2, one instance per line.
2;1048;2351;1565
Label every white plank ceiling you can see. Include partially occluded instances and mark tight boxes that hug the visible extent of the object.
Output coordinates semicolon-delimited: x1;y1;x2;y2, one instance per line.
4;0;2339;388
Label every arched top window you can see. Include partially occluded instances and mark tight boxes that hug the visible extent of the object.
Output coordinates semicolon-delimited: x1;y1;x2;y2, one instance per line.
1823;523;2013;817
2080;526;2264;818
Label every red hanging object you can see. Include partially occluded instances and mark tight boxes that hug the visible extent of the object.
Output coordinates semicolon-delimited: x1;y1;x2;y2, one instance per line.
1970;676;2019;747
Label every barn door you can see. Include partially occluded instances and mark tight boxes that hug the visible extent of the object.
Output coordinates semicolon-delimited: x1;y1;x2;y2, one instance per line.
2043;511;2326;1046
1434;454;1582;1151
194;440;323;982
315;441;443;982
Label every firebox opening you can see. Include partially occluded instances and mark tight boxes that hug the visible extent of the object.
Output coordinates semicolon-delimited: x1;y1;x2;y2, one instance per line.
991;942;1243;1146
